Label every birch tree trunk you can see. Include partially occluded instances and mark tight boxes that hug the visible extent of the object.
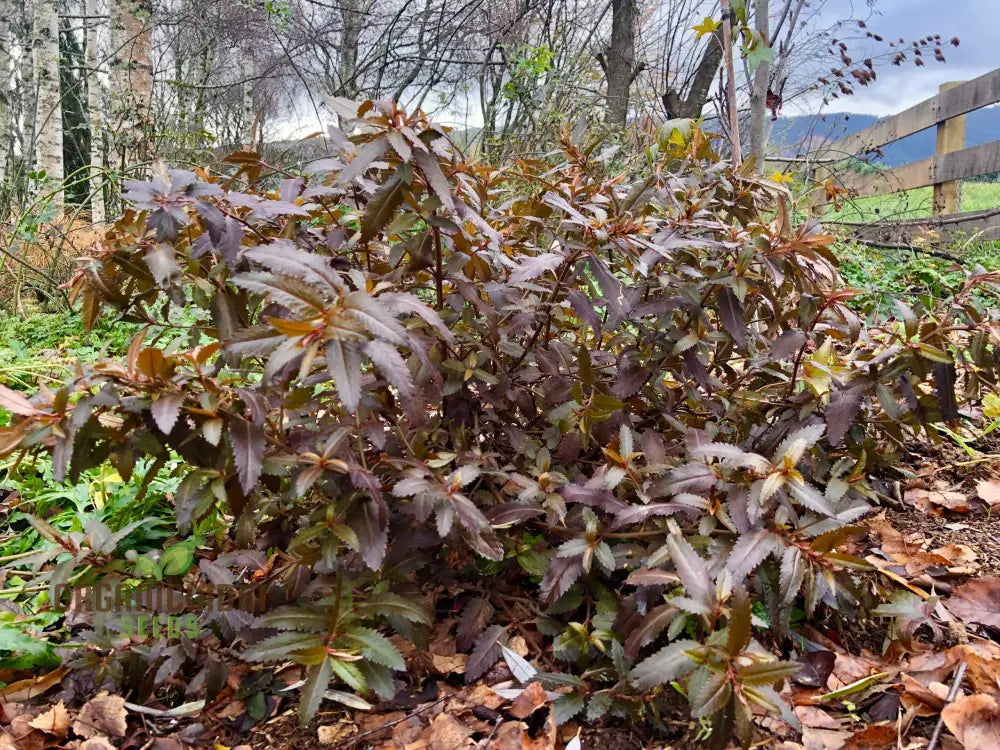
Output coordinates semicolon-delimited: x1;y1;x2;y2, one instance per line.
242;43;255;146
0;0;11;191
110;0;153;169
34;0;64;212
17;0;38;188
749;0;771;168
85;0;105;223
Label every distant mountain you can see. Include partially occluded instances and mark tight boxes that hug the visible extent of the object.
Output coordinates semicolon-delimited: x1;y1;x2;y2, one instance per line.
768;107;1000;167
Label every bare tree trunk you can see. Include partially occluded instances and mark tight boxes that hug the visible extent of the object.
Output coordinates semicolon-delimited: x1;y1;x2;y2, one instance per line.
34;0;64;212
242;55;254;145
18;0;38;185
339;0;365;99
720;0;742;166
662;28;725;120
110;0;153;169
85;0;105;223
0;0;11;191
605;0;636;126
749;0;770;169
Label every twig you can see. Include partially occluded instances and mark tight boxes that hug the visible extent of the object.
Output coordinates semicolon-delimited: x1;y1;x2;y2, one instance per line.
480;717;503;748
330;695;449;749
927;661;967;750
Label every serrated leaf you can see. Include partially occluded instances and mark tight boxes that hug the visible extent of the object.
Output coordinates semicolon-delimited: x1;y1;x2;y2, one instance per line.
667;535;713;611
356;593;431;625
631;639;699;688
540;554;584;606
345;627;405;671
230;417;264;494
717;286;746;349
727;585;751;656
739;659;801;686
328;657;367;693
299;657;333;726
826;386;863;445
456;598;494;652
326;340;363;413
726;529;782;581
360;173;407;244
243;632;325;662
624;604;678;659
780;546;806;605
466;624;505;684
553;692;585;725
254;607;329;632
363;340;414;398
691;670;731;718
151;392;184;434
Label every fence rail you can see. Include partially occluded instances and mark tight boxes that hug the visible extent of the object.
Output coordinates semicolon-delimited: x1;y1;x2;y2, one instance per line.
773;67;1000;244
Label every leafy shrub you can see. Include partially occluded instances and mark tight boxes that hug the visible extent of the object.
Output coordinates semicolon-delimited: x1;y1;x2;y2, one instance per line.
2;101;998;746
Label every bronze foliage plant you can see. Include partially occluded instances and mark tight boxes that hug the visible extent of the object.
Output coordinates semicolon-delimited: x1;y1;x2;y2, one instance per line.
2;100;999;746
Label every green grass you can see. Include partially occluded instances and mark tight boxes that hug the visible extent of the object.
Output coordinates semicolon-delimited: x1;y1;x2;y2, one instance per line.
831;181;1000;223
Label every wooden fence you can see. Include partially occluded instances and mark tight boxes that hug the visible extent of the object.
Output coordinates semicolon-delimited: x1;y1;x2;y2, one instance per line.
775;68;1000;246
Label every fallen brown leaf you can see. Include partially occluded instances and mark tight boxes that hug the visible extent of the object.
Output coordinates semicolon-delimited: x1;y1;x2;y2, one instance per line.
521;709;557;750
932;543;980;575
977;480;1000;506
27;701;70;738
794;706;841;729
942;693;1000;748
509;681;548;720
73;692;128;740
485;721;527;750
901;673;947;716
78;738;116;750
318;722;356;746
954;642;1000;698
430;653;468;675
800;726;850;750
391;717;426;747
425;713;474;750
947;576;1000;628
0;666;69;703
841;724;895;750
904;488;971;514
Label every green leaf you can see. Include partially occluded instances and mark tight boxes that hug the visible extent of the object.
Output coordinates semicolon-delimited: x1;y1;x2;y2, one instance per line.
553;692;585;725
299;657;333;726
738;659;801;686
255;607;329;633
691;670;731;718
160;543;195;576
631;639;700;689
243;632;325;662
356;593;432;626
328;656;367;693
345;627;405;671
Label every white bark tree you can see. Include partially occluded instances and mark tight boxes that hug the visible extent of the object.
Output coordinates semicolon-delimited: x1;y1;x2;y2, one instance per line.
34;0;64;212
110;0;153;169
85;0;106;223
0;0;11;191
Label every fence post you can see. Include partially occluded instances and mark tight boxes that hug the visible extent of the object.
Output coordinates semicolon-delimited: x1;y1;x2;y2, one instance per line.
933;81;966;216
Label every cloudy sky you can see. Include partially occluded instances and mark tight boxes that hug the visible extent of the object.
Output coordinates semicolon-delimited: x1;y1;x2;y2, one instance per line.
813;0;993;116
